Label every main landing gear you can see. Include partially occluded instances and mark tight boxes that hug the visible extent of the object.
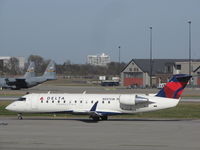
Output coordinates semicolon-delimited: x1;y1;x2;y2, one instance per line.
100;116;108;120
17;113;23;120
90;115;108;121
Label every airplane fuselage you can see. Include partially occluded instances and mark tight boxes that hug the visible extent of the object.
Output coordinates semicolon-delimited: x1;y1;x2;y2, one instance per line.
7;93;179;115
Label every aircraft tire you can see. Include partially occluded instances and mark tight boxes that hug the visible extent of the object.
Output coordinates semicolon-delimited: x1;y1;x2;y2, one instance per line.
92;116;100;121
100;116;108;120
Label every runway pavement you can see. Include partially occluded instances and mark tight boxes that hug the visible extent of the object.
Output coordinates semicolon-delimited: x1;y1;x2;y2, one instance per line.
0;117;200;150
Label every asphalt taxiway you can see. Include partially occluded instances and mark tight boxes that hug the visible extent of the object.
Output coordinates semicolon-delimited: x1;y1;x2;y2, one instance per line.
0;117;200;150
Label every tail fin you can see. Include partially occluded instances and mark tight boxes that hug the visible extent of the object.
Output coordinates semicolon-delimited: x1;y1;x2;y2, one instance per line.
24;62;35;78
43;60;56;80
156;74;191;99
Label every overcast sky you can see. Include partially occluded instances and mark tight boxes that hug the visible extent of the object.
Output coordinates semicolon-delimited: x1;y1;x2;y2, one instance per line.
0;0;200;64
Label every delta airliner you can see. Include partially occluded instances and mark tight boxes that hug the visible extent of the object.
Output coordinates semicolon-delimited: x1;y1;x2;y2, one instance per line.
6;74;191;121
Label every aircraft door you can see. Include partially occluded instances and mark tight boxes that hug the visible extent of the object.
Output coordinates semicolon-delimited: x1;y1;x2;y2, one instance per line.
31;95;38;110
25;97;31;111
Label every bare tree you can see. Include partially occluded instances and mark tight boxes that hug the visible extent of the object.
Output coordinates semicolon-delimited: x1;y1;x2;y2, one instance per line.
28;55;49;75
4;57;20;75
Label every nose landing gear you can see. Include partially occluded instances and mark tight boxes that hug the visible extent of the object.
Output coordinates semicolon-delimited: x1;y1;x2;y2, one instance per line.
17;113;23;120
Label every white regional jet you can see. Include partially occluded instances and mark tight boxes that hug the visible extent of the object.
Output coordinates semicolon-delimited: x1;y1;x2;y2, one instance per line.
6;74;191;121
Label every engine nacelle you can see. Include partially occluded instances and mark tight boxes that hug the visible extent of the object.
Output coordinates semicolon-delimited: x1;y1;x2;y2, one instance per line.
119;95;136;105
119;94;149;105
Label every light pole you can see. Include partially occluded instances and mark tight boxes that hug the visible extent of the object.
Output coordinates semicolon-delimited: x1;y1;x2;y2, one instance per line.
118;46;121;64
118;46;121;75
188;21;192;78
149;27;153;88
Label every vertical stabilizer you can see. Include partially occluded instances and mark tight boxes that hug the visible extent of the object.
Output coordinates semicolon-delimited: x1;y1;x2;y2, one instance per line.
156;74;191;99
43;61;56;80
24;62;35;78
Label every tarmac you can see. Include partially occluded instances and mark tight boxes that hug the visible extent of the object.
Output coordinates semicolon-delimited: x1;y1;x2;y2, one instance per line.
0;117;200;150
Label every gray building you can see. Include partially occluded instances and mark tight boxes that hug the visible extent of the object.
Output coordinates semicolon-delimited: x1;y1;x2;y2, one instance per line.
121;59;200;87
0;56;25;69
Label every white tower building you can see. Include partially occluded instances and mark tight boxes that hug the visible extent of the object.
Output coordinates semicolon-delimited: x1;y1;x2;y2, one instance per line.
87;53;110;66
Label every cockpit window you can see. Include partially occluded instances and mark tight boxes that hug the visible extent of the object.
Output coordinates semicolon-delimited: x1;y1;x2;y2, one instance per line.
17;97;26;101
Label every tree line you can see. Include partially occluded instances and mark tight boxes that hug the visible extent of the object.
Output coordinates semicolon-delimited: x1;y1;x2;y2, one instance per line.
0;55;126;77
56;61;126;77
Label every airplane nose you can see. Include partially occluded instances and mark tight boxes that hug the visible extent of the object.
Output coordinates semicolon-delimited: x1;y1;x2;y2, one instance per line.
6;104;13;111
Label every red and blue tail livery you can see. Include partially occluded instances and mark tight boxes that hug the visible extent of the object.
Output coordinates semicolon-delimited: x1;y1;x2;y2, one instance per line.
156;74;192;99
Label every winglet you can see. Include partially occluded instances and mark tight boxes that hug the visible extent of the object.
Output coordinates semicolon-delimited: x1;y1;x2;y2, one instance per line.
90;101;98;111
83;91;86;94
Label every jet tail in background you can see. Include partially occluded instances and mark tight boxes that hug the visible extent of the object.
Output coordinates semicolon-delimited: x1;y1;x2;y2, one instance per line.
156;74;192;99
43;60;56;80
24;62;35;78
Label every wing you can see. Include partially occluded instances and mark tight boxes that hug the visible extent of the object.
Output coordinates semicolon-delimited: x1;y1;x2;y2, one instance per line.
72;101;121;117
